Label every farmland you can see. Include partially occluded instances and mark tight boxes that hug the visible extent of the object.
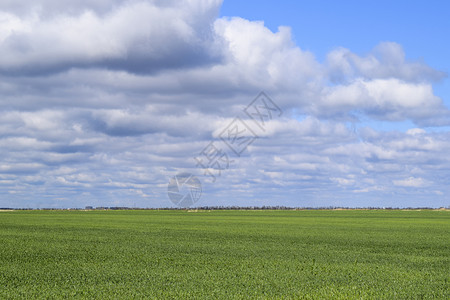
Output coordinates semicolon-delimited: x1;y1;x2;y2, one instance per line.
0;210;448;299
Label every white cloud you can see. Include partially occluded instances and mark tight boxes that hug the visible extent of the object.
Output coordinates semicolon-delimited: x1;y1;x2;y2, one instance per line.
330;177;355;186
214;17;320;91
406;128;426;135
0;0;449;208
327;42;446;83
315;78;449;124
393;177;429;187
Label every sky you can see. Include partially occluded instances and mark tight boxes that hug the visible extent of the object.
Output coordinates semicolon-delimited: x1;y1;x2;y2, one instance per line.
0;0;449;208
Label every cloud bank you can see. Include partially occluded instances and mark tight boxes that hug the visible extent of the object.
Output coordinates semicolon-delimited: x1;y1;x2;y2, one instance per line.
0;0;448;208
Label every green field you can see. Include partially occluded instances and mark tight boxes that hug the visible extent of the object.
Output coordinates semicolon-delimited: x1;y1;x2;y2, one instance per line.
0;210;448;299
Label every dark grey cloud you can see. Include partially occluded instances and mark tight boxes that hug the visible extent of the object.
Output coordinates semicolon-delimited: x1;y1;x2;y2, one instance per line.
0;0;126;16
0;0;223;76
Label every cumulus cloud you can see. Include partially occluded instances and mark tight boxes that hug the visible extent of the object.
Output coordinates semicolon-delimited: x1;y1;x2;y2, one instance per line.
327;42;446;83
0;0;449;208
393;177;430;188
0;0;223;75
315;78;450;125
321;42;449;125
214;17;320;91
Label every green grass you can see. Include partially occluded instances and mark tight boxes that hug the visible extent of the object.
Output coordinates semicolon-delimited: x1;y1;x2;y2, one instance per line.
0;210;448;299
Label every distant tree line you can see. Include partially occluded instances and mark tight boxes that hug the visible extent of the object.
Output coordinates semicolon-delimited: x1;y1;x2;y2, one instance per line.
1;206;447;211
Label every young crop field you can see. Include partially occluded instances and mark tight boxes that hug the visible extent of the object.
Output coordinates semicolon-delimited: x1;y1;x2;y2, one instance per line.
0;209;448;299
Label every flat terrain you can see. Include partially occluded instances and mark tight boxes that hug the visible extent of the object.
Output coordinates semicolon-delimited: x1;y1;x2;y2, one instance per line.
0;210;448;299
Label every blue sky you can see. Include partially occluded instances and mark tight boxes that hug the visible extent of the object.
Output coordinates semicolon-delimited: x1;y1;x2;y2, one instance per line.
0;0;449;208
222;1;450;62
221;0;450;112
